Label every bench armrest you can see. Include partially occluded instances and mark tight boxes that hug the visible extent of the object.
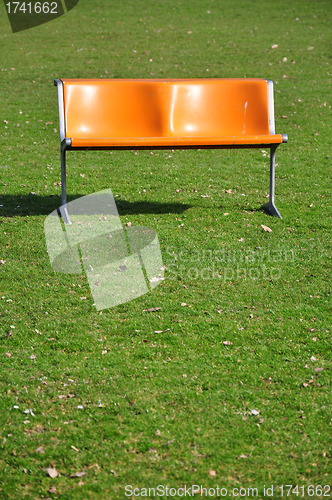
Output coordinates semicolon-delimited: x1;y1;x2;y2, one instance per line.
54;79;66;143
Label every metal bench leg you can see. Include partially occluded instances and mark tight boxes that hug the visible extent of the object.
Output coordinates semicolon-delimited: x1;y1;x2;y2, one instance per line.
263;145;282;219
59;143;71;225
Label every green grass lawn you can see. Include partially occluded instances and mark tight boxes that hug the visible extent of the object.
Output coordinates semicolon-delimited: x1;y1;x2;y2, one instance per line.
0;0;331;498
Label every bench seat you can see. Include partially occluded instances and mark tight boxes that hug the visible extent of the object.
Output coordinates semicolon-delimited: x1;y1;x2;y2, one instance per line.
54;78;287;220
70;135;284;149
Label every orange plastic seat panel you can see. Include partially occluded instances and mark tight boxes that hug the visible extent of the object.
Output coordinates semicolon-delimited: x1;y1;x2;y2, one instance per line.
62;78;283;147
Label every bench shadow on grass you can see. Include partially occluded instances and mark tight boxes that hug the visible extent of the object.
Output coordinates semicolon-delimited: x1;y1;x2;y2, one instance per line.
0;194;192;218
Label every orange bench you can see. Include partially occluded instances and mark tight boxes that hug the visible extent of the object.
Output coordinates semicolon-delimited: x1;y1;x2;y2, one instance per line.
54;78;287;219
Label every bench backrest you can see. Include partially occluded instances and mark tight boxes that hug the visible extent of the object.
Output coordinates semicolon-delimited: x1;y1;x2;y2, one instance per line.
60;78;274;139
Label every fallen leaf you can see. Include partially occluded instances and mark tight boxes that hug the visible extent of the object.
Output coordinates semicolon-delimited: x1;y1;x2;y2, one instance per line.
0;260;6;265
208;469;216;477
30;354;36;360
143;307;162;312
5;352;11;358
71;471;86;478
223;341;233;345
238;454;247;459
271;44;278;49
163;439;175;446
250;409;260;415
261;224;272;232
225;189;232;194
48;486;57;494
310;356;317;361
71;445;79;451
303;383;309;387
110;469;118;476
126;221;132;227
314;367;324;373
181;302;187;306
149;447;158;453
46;468;58;478
35;446;45;454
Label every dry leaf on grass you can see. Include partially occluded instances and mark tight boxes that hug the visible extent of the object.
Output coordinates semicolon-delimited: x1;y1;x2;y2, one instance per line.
71;445;79;451
46;468;58;478
88;463;100;470
163;439;175;446
223;341;233;346
261;224;272;232
71;471;86;478
208;469;216;477
48;486;57;494
35;446;45;454
143;307;161;312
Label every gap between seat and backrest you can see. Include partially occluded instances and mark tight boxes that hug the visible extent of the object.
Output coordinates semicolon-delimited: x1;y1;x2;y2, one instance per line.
61;78;284;148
